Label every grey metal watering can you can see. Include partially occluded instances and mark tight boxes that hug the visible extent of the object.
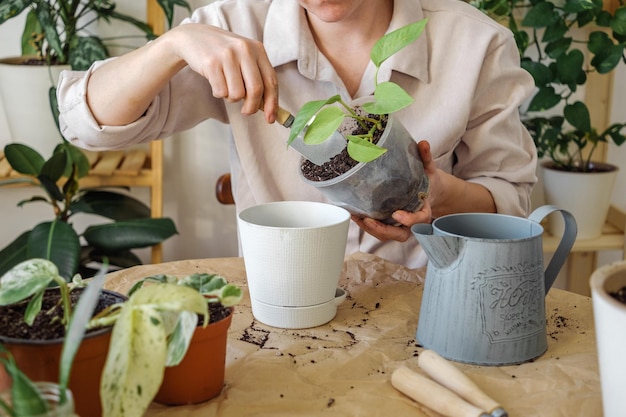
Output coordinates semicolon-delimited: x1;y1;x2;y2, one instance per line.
411;205;577;365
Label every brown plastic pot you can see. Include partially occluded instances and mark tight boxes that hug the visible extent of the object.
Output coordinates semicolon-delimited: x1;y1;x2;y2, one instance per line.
154;307;234;405
0;289;126;417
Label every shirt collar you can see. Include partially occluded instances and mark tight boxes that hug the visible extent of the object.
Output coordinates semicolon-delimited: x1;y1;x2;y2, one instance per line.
264;0;430;84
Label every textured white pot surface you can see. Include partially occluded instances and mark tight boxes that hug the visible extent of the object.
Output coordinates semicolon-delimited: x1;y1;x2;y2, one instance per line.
541;162;617;240
590;261;626;417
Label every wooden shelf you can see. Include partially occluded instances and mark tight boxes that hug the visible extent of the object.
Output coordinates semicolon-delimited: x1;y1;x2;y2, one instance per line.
0;141;164;263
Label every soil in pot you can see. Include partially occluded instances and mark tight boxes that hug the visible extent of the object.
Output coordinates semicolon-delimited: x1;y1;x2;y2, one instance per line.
0;288;126;417
301;113;386;182
609;286;626;304
154;302;234;405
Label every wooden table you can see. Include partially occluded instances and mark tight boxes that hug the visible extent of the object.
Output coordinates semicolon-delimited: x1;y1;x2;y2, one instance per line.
104;253;602;417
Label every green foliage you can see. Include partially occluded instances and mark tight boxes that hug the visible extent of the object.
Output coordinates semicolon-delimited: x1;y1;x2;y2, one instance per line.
0;142;178;279
0;261;108;416
470;0;626;171
0;259;241;417
288;19;427;163
0;0;191;70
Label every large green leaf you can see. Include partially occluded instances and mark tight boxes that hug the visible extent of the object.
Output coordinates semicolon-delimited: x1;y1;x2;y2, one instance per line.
521;59;553;86
101;284;208;417
612;6;626;35
302;106;345;145
527;86;562;112
364;82;414;115
0;231;30;277
370;19;427;67
0;0;31;25
27;221;81;279
83;218;178;251
0;346;49;416
71;190;151;220
4;143;45;176
555;49;585;84
346;135;388;163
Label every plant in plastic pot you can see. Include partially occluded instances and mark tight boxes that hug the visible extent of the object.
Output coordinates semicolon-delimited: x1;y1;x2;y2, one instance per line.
290;20;430;223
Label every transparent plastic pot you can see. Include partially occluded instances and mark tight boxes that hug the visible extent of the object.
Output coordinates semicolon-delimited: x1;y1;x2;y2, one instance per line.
300;114;429;223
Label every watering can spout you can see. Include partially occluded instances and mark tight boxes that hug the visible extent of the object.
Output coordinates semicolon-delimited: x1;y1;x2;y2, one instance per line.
411;224;464;270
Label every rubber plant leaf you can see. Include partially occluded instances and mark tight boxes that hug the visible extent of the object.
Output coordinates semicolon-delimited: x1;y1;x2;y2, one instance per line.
27;221;81;280
3;144;45;176
83;218;178;251
101;284;208;417
71;190;151;220
0;231;29;277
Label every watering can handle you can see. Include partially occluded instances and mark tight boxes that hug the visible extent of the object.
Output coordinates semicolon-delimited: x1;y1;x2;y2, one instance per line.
529;205;578;294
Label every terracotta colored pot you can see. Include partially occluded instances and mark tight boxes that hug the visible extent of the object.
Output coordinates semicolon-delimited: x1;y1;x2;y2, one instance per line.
154;307;234;405
0;289;126;417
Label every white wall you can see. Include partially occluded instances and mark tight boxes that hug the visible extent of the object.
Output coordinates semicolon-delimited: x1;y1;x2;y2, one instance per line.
0;1;239;265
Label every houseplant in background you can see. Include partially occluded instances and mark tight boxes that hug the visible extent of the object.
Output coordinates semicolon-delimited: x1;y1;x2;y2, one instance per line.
0;141;178;279
290;19;430;223
0;0;190;154
469;0;626;238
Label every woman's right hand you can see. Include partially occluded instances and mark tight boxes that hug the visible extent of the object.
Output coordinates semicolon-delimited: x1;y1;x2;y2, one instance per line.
86;23;278;126
168;23;278;121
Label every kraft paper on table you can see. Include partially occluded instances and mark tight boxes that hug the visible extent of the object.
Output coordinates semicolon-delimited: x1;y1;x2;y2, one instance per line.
104;252;602;417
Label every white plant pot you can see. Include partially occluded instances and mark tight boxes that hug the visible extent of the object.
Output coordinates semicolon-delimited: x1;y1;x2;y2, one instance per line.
590;261;626;417
541;161;618;240
0;57;69;157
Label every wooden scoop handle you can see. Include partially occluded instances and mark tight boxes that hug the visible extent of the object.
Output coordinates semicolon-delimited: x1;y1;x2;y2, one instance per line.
391;367;489;417
259;101;294;127
418;350;504;415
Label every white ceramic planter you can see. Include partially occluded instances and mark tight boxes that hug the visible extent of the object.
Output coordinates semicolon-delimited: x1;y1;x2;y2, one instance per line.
590;261;626;417
0;57;69;157
541;161;617;240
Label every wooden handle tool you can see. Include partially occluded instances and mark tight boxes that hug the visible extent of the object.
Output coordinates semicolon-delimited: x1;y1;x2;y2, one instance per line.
391;366;490;417
418;350;508;417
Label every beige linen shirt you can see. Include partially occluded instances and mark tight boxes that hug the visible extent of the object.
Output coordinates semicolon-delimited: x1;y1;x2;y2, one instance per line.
57;0;537;269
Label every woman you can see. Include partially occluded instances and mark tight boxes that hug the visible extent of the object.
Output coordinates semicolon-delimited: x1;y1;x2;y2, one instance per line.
57;0;537;268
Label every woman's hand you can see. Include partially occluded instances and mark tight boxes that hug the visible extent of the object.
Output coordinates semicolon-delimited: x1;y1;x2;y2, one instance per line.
352;141;435;242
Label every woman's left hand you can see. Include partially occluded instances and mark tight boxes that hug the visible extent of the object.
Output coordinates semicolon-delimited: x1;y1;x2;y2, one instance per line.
352;141;435;242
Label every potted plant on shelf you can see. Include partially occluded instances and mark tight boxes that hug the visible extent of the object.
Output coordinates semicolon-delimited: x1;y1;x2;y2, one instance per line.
0;0;190;155
289;19;430;223
0;141;178;279
469;0;626;239
0;258;243;417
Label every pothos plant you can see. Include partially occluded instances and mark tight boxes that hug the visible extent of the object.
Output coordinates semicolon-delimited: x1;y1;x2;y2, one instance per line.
288;19;428;163
470;0;626;172
0;260;109;417
0;141;178;279
0;258;243;417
